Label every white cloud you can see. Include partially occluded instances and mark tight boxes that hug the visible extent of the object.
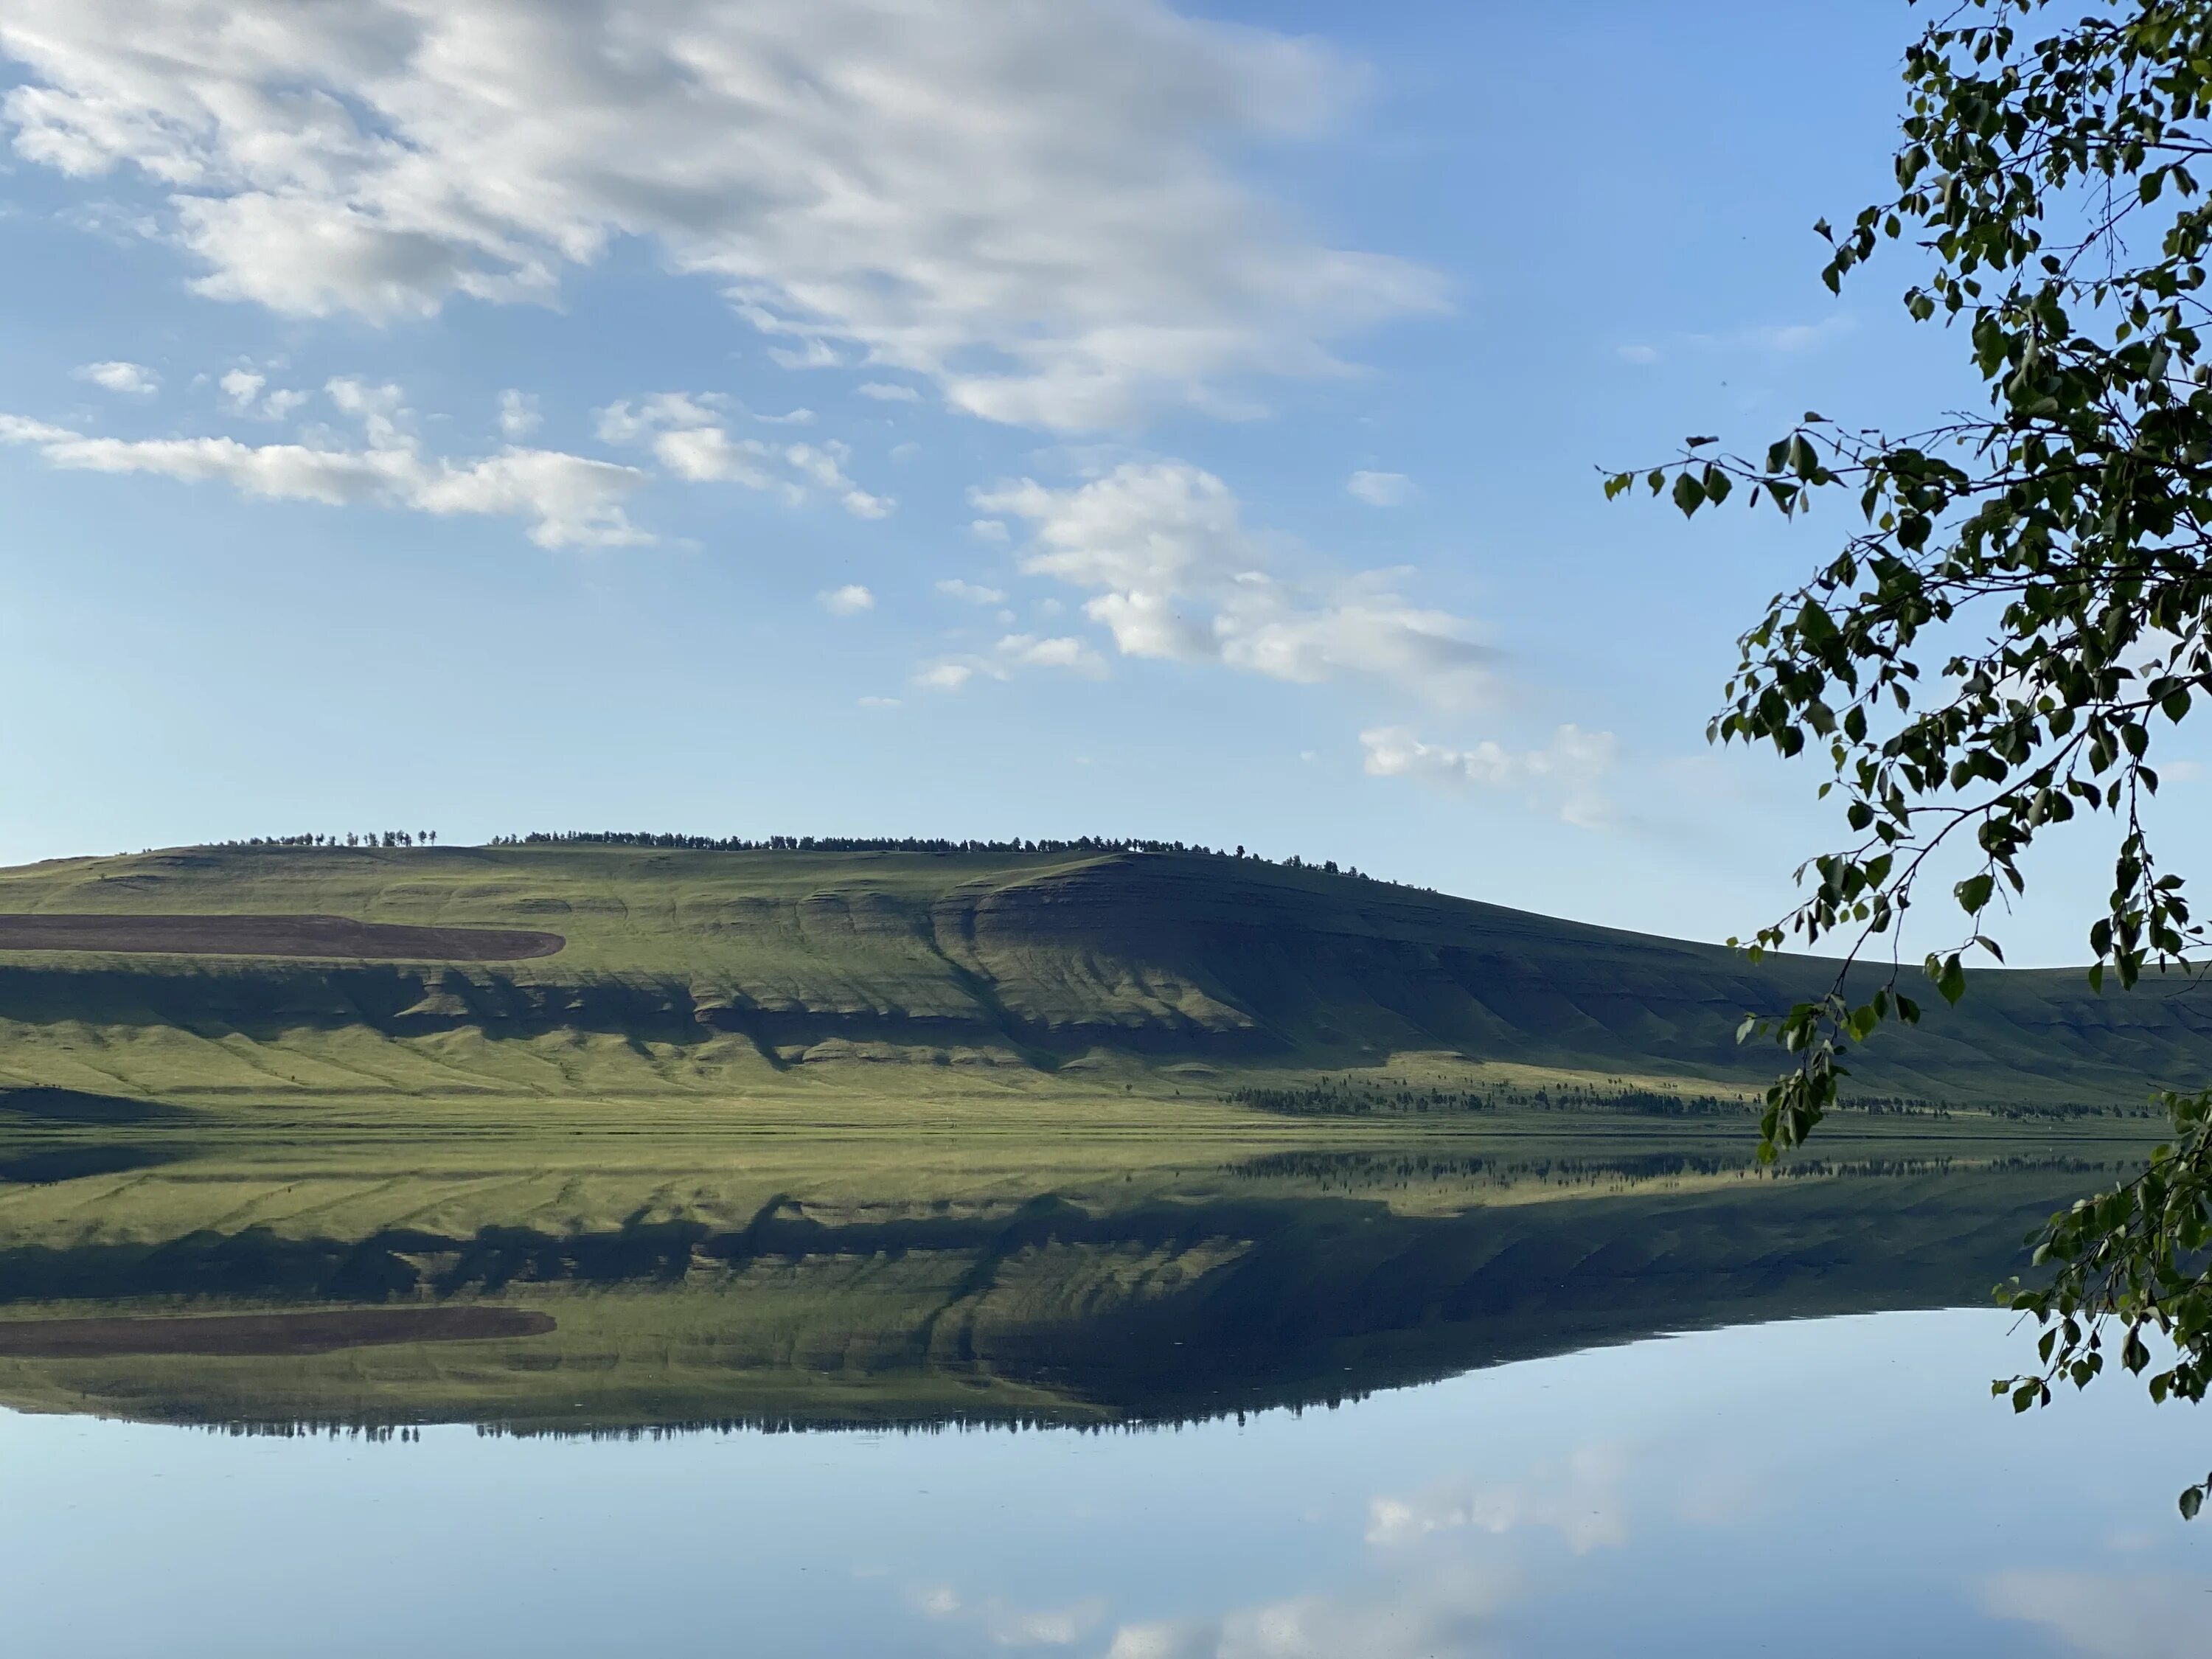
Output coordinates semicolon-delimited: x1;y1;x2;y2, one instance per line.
1979;1571;2212;1659
74;359;159;396
218;368;310;420
858;694;901;708
971;518;1010;542
218;368;263;411
498;389;540;439
0;413;650;548
974;461;1493;704
0;0;1441;431
787;441;894;518
936;578;1006;605
858;382;920;403
1002;633;1102;672
1617;343;1660;365
915;661;974;691
599;393;892;515
912;1584;1105;1649
1099;1562;1521;1659
1346;469;1411;507
818;582;874;616
1360;723;1619;828
1366;1445;1630;1554
324;375;408;445
916;633;1105;690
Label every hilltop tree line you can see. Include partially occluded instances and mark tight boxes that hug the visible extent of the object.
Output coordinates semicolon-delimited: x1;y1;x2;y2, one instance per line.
209;831;439;849
195;827;1435;893
489;830;1413;887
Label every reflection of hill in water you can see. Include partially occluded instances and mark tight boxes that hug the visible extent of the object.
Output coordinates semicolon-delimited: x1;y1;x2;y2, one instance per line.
0;1150;2122;1436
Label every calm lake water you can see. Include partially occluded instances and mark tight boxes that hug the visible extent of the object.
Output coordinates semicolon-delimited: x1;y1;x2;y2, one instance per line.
1;1138;2205;1655
2;1310;2205;1658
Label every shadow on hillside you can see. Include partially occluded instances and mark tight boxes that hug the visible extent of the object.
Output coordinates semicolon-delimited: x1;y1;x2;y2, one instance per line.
0;1088;197;1125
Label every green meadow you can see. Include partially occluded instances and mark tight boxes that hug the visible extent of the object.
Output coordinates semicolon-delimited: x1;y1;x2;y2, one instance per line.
0;838;2181;1433
0;838;2206;1111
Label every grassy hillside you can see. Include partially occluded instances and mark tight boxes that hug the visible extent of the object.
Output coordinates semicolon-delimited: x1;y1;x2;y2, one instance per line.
0;840;2204;1107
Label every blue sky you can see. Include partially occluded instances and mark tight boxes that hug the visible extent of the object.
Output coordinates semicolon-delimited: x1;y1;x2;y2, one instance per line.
0;0;2196;962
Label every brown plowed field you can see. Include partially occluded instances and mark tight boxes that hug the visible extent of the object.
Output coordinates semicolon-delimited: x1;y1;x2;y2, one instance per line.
0;913;565;960
0;1306;557;1357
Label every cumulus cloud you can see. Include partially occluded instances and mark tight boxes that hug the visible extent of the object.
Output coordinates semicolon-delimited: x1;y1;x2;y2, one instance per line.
937;578;1007;605
818;582;874;616
598;392;892;515
1346;469;1411;506
74;359;158;396
858;382;920;403
911;1585;1105;1649
1361;723;1619;828
0;411;649;548
1099;1562;1522;1659
217;367;310;420
973;461;1492;704
498;389;540;439
1979;1570;2212;1659
787;441;894;518
915;632;1105;690
0;0;1441;431
1366;1445;1631;1554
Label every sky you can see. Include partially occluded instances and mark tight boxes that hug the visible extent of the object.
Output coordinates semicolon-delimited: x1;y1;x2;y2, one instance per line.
1;0;2202;964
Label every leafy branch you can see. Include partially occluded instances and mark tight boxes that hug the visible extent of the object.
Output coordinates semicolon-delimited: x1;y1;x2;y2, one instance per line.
1608;0;2212;1515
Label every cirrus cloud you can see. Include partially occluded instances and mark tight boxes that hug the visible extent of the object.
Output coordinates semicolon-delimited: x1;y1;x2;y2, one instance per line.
1361;723;1619;829
0;407;650;548
597;392;892;516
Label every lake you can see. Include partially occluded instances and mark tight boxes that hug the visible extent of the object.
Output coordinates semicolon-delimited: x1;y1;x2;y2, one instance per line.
0;1137;2205;1655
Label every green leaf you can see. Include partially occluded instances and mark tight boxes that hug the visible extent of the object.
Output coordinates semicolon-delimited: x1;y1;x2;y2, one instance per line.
1936;953;1966;1006
1672;472;1707;517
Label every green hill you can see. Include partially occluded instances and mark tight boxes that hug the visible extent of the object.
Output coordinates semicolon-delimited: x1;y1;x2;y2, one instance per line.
0;839;2203;1107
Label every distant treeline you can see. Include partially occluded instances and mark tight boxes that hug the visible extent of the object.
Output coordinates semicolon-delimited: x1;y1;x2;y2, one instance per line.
204;831;439;849
1234;1147;2134;1189
1983;1098;2163;1120
1231;1078;1754;1119
487;830;1433;889
1234;1078;2163;1123
188;828;1433;891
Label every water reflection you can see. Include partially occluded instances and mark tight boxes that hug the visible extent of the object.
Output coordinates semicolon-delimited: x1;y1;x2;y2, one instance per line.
2;1312;2203;1658
0;1133;2138;1435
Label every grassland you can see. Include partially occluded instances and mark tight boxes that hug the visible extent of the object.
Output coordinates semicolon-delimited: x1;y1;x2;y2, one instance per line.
0;839;2208;1110
0;839;2188;1433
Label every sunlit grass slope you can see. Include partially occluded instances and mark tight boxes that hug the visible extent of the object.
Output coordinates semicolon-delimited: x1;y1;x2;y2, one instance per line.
0;841;2205;1107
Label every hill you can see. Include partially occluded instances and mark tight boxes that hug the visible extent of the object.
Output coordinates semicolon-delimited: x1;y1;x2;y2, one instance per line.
0;840;2205;1107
